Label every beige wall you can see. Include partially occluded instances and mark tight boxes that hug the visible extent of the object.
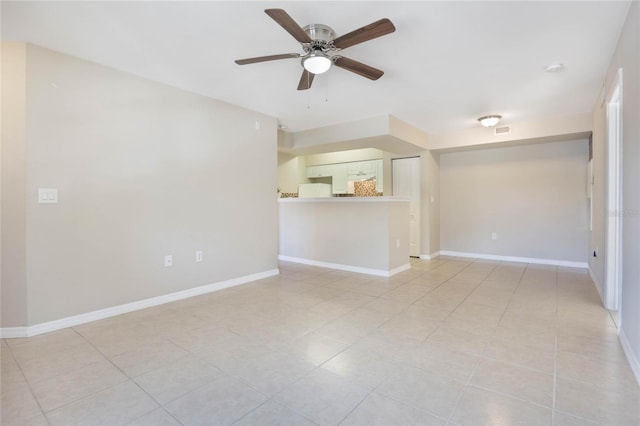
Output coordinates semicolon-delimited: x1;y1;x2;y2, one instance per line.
1;43;28;327
592;1;640;376
285;115;427;154
440;139;589;262
304;148;384;166
428;113;592;151
279;198;409;273
277;152;307;193
2;43;278;327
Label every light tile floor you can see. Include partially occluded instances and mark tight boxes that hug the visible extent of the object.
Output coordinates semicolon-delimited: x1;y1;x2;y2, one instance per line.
2;257;639;425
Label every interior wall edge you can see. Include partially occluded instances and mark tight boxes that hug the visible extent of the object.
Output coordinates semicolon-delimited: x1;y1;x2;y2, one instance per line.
588;266;606;305
619;327;640;386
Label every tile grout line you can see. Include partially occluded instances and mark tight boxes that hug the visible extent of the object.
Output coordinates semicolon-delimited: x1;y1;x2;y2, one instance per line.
272;257;479;425
2;340;51;425
69;327;186;425
439;259;502;424
444;260;529;425
295;268;440;420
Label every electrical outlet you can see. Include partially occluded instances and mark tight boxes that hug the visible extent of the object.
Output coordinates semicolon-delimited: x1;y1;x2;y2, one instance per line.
195;250;203;262
38;188;58;203
396;239;400;249
491;232;498;240
164;255;173;267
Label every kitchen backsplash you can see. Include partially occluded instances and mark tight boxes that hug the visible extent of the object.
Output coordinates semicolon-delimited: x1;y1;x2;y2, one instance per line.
279;186;383;198
354;180;378;197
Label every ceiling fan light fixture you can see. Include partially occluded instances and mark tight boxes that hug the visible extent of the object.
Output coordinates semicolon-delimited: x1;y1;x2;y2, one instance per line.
478;115;502;127
302;51;332;74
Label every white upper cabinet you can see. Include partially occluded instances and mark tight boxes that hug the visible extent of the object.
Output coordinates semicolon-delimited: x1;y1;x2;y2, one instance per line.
347;160;376;180
306;165;333;178
306;159;383;195
332;163;348;194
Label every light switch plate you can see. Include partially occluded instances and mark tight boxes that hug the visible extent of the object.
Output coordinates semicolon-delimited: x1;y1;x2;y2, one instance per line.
38;188;58;203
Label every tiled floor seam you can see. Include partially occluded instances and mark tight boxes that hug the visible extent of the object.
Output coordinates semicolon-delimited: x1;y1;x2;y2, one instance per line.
8;329;135;423
68;327;186;425
466;382;554;410
3;340;51;424
334;386;376;425
230;398;318;426
444;261;528;424
347;390;453;426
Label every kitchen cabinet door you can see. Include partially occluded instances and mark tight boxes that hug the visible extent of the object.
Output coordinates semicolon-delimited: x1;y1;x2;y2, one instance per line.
332;163;348;194
307;165;332;178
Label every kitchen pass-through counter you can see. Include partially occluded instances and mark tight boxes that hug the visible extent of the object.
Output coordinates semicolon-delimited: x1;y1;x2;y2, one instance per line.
278;197;410;277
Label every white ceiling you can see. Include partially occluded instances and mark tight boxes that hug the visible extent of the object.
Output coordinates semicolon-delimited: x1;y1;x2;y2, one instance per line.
1;1;631;135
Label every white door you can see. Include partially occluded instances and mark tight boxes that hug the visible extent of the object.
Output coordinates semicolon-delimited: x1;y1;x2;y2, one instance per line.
392;157;421;257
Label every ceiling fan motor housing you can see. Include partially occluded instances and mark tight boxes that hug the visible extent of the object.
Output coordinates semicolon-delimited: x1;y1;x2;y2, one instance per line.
303;24;336;44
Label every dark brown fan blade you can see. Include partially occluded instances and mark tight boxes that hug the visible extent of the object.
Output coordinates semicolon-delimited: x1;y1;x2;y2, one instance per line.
334;57;384;80
333;18;395;50
265;9;313;44
297;69;315;90
235;53;300;65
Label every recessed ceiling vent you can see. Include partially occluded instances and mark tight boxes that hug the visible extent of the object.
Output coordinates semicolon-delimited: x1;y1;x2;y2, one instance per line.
495;125;511;136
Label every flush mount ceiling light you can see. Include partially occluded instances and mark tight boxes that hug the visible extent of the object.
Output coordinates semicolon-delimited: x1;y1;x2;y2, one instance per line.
302;50;332;74
478;115;502;127
544;63;564;73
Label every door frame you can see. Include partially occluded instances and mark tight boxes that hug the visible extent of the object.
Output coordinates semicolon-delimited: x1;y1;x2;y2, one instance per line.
605;68;623;321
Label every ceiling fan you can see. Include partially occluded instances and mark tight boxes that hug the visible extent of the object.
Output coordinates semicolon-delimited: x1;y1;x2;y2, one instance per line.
235;9;396;90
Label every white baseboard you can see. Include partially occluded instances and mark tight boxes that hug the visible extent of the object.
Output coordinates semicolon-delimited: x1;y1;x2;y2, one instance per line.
420;251;441;260
0;327;30;339
588;266;605;305
278;255;410;277
437;250;588;268
0;268;279;339
619;327;640;386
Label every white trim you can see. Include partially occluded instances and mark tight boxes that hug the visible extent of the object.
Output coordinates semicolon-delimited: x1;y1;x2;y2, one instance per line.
588;266;605;304
278;255;410;277
619;328;640;386
388;263;412;276
605;67;623;311
438;251;588;268
419;251;441;261
0;327;29;339
0;269;279;339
